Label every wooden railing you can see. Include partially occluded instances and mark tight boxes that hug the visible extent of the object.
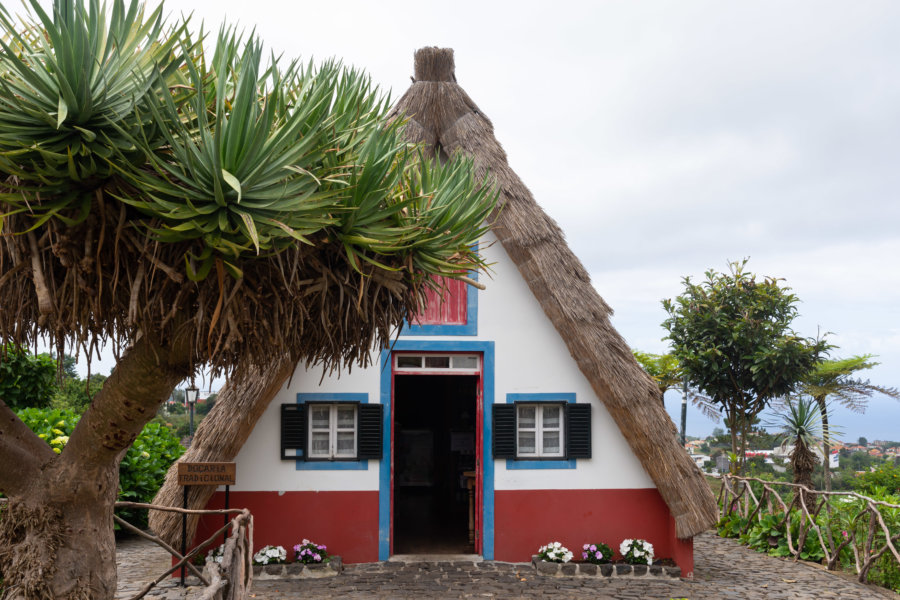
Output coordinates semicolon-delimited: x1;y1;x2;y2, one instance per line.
717;474;900;584
113;501;253;600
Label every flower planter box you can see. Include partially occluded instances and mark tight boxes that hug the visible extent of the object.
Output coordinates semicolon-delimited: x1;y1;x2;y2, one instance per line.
531;556;681;579
252;556;343;580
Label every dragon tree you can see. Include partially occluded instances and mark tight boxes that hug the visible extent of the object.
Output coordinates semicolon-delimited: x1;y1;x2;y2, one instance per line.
0;1;495;598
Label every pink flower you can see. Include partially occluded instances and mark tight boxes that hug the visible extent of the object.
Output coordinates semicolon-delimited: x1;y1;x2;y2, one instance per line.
313;553;321;561
595;551;603;560
583;544;590;550
582;552;588;559
589;544;597;551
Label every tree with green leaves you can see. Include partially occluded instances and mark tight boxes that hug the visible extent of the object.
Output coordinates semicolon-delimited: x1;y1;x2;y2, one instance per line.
662;260;826;471
0;345;57;410
801;355;900;491
0;1;495;596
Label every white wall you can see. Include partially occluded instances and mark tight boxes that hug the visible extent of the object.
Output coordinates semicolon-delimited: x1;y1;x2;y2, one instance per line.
230;231;655;492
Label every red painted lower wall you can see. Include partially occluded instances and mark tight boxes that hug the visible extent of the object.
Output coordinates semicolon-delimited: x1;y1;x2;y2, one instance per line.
195;490;379;563
192;488;693;575
494;489;693;576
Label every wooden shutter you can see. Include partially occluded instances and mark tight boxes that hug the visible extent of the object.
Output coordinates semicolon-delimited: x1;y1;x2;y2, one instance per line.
357;404;384;460
411;276;467;325
566;403;592;459
281;403;306;460
492;404;517;459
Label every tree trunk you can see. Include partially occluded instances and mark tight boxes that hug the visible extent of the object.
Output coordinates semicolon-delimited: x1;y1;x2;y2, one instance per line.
816;394;831;492
0;457;119;599
0;334;191;600
150;355;295;547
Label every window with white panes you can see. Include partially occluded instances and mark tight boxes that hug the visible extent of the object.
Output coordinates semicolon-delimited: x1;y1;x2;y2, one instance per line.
516;404;564;458
308;404;357;459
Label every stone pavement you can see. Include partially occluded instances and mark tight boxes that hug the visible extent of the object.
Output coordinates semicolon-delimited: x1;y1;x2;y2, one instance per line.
117;531;900;599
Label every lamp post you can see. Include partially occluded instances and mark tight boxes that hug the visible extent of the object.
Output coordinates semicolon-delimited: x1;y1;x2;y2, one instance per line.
185;384;199;443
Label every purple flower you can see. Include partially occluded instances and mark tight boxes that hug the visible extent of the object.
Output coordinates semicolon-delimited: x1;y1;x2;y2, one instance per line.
583;544;590;550
582;552;588;559
318;544;326;550
313;553;321;561
595;551;603;560
589;544;597;551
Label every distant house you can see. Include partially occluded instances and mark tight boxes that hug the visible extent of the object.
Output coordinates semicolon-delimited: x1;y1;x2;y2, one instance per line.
684;439;706;451
868;448;884;457
689;454;710;470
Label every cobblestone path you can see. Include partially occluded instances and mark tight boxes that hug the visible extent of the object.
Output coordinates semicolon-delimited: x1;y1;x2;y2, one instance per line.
117;532;899;599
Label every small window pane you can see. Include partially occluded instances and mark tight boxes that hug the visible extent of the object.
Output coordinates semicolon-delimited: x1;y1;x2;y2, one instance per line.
518;405;536;428
451;355;478;369
311;407;330;429
337;406;355;428
311;432;329;455
518;431;536;454
424;356;451;368
543;431;561;454
543;406;561;428
397;356;422;368
336;431;355;454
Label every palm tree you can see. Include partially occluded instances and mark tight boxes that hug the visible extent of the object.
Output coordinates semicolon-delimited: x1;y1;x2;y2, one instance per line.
631;349;719;417
773;397;829;506
0;1;495;596
801;355;900;491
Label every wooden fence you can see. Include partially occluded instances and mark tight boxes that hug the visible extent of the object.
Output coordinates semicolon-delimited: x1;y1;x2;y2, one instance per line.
113;501;253;600
717;474;900;584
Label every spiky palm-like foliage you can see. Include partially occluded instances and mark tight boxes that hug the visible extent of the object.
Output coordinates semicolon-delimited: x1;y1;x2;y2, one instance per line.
800;355;900;491
0;0;496;375
772;397;834;498
631;349;719;418
0;2;495;597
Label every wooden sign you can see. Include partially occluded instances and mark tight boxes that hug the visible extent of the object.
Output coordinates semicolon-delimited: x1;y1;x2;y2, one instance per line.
177;462;236;486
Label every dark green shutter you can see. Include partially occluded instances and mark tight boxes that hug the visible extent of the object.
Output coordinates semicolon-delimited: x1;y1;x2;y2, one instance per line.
281;403;306;460
493;404;517;459
566;403;591;459
357;404;383;460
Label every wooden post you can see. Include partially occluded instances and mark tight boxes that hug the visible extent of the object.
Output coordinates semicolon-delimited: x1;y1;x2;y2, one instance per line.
181;485;188;586
176;461;237;585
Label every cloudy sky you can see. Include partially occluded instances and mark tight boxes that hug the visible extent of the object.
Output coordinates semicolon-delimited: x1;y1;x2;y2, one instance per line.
56;0;900;441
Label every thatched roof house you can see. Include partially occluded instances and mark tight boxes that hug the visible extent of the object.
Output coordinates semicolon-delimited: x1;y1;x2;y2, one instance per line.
156;46;717;573
394;47;716;539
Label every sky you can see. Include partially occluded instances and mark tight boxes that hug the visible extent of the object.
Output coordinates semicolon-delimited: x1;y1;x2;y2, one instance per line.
46;0;900;442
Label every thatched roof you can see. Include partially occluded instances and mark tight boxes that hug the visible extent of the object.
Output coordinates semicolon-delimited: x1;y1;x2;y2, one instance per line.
393;47;717;538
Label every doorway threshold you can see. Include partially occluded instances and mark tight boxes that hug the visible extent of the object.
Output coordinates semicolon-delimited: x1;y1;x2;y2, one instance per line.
389;554;482;563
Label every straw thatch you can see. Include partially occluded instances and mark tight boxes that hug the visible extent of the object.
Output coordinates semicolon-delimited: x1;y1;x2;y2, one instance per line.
393;47;717;538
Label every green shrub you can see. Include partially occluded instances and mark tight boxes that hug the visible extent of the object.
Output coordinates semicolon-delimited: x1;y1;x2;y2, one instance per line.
852;463;900;496
717;512;747;538
117;422;185;528
16;408;184;529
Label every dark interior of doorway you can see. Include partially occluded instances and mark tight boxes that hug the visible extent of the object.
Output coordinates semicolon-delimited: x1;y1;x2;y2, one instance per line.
394;374;477;554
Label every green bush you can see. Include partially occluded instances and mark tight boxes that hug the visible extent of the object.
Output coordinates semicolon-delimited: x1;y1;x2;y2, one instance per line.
117;422;185;528
852;463;900;496
0;347;57;410
16;408;184;529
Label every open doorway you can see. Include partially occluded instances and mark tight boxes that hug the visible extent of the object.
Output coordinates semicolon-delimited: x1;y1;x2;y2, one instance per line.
393;374;478;554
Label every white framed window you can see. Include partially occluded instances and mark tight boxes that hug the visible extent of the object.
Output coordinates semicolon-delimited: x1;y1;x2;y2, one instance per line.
308;404;357;459
393;353;480;373
516;404;564;458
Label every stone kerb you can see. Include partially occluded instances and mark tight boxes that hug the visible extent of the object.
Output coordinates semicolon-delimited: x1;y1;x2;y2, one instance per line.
252;556;343;580
531;556;681;579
